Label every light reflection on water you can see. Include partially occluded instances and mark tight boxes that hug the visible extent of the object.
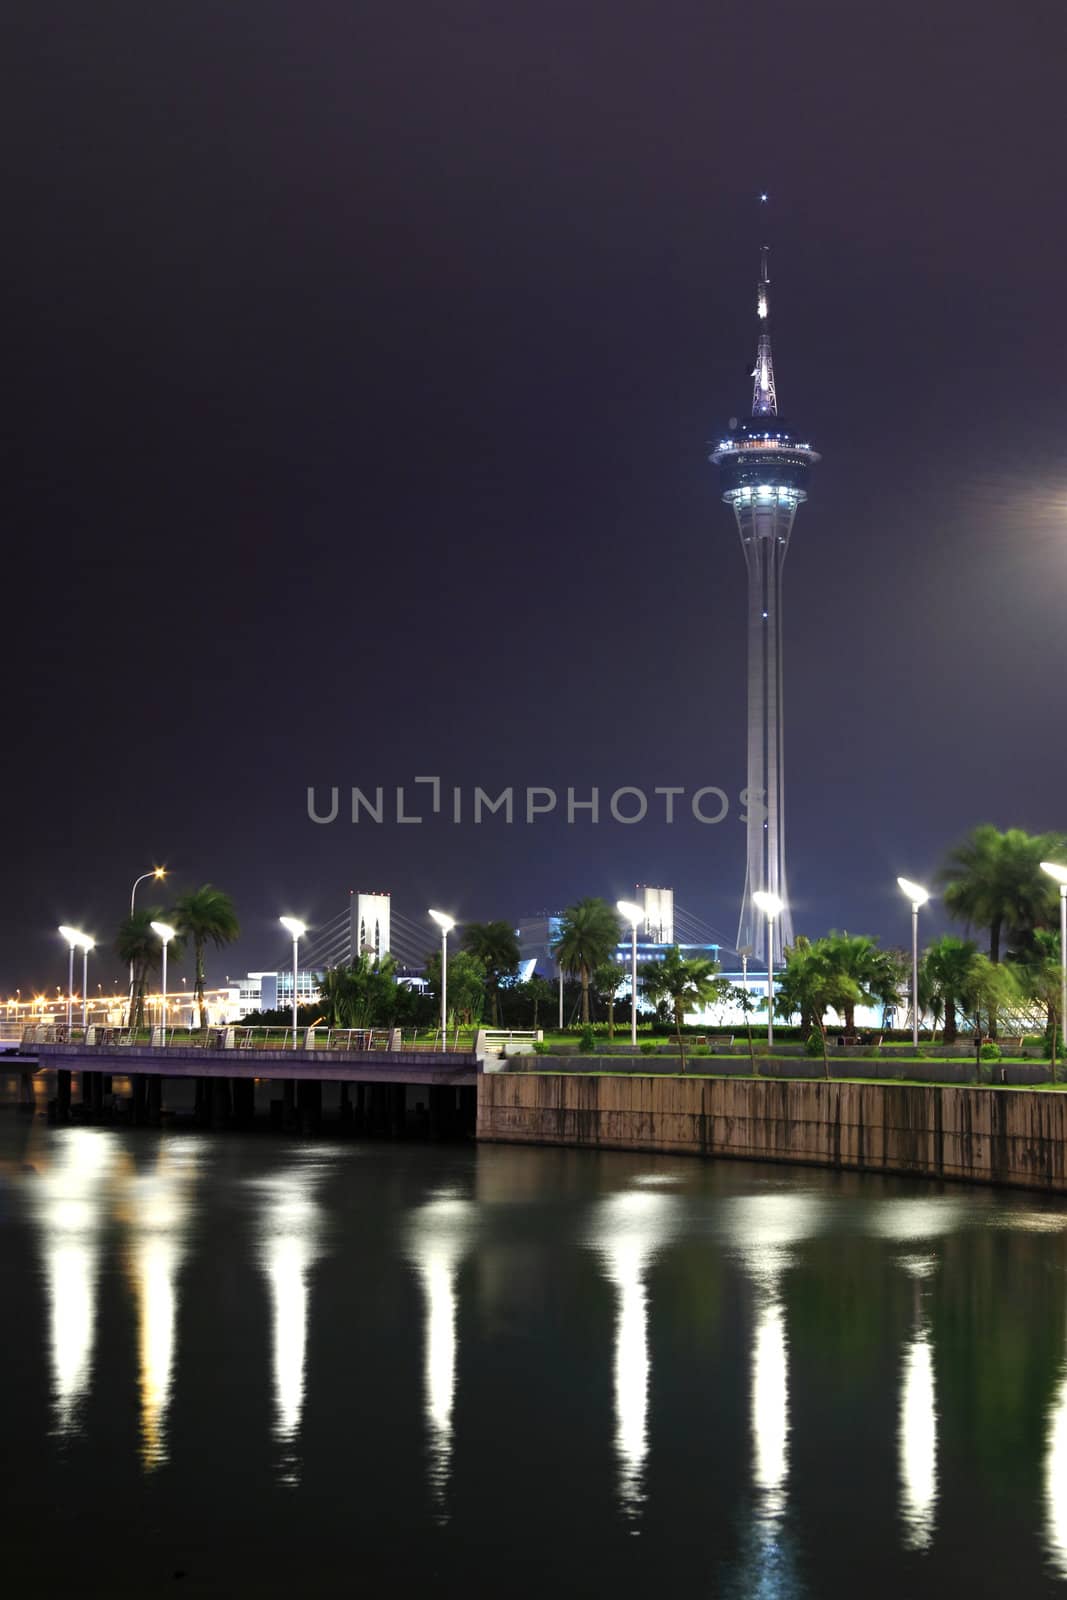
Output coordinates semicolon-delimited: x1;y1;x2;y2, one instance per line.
724;1192;822;1599
588;1188;680;1526
405;1190;478;1521
896;1249;941;1553
899;1329;937;1550
1047;1346;1067;1580
123;1143;201;1470
252;1147;338;1487
31;1128;114;1440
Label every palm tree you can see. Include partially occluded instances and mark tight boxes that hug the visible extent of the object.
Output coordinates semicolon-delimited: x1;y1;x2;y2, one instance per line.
172;885;240;1028
920;935;978;1043
940;827;1066;1036
461;921;520;1025
775;935;817;1032
639;946;726;1071
774;943;854;1079
552;898;621;1024
818;932;895;1034
116;907;184;1030
940;826;1066;964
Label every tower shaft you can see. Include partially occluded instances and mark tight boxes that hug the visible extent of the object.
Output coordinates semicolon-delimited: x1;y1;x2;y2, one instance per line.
736;498;796;963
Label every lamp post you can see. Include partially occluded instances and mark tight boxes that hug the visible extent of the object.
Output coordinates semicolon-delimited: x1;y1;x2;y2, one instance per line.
751;893;783;1048
58;926;88;1033
429;910;456;1049
150;922;176;1043
897;879;930;1050
129;867;166;1019
617;901;644;1047
1042;863;1067;1078
79;938;94;1028
279;918;307;1047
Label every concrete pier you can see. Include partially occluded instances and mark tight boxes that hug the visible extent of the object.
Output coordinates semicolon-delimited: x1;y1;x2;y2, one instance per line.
477;1072;1067;1193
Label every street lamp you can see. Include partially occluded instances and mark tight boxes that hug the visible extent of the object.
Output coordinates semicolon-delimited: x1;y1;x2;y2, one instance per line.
1042;863;1067;1075
150;922;176;1043
58;926;90;1032
897;878;930;1050
77;937;94;1028
617;901;644;1046
129;867;166;1017
429;910;456;1048
279;917;307;1046
752;892;783;1048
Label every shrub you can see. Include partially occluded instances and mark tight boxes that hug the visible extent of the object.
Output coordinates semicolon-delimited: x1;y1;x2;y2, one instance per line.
1042;1030;1065;1061
532;1040;550;1056
979;1041;1002;1062
804;1031;823;1058
692;1044;711;1057
578;1025;597;1054
639;1041;656;1056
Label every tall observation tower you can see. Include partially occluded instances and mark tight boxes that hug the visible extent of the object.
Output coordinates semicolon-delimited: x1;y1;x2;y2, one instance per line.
711;214;820;965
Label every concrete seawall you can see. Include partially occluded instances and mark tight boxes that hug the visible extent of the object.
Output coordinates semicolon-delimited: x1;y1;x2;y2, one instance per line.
477;1073;1067;1192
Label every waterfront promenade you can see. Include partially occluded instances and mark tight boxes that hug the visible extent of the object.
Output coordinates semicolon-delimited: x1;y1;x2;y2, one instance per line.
11;1027;1067;1194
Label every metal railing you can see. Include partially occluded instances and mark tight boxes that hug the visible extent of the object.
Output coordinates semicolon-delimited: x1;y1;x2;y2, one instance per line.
20;1023;481;1054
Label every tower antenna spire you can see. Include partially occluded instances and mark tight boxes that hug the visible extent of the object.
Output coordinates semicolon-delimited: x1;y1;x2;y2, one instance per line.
752;193;777;417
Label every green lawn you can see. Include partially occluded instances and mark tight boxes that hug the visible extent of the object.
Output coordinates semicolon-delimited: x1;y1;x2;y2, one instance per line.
515;1069;1067;1089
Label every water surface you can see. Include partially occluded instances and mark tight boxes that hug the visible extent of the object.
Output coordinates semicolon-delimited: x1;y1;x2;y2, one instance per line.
3;1115;1067;1597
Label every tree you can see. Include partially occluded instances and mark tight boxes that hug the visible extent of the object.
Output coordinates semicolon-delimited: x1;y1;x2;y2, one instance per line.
116;907;184;1030
171;885;240;1028
318;952;399;1028
517;975;555;1030
461;921;520;1025
425;948;486;1027
960;953;1021;1049
1015;929;1063;1081
772;944;848;1079
552;898;621;1024
729;984;760;1075
638;946;726;1071
940;825;1066;965
775;935;817;1032
593;962;624;1037
920;935;978;1043
817;932;902;1034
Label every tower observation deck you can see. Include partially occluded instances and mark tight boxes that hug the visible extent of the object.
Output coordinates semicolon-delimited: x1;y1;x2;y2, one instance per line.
710;225;820;965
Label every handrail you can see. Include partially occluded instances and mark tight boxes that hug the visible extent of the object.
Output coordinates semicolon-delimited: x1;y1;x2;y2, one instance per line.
20;1022;483;1054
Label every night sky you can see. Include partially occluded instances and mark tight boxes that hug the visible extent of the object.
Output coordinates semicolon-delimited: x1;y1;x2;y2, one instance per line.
5;0;1067;991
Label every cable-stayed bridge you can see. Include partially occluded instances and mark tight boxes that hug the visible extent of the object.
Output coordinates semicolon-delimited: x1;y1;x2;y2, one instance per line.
298;893;738;977
300;898;429;972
